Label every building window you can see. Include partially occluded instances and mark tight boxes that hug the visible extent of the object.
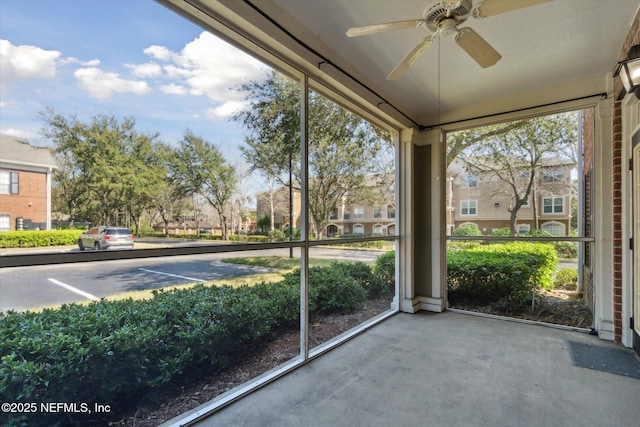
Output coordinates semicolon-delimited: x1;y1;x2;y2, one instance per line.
460;200;477;216
542;222;565;237
326;224;338;237
543;169;564;183
0;215;9;231
0;171;19;194
461;174;477;188
387;205;395;219
353;207;364;219
353;224;364;235
373;207;382;218
543;197;563;214
373;224;382;235
517;224;530;235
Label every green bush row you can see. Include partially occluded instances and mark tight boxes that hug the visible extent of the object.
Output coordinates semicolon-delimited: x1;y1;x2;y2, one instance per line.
171;233;223;240
228;234;271;243
0;230;83;248
0;260;392;426
447;242;557;304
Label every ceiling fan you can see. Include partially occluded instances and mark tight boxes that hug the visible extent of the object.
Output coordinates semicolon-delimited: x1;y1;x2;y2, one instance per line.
346;0;551;80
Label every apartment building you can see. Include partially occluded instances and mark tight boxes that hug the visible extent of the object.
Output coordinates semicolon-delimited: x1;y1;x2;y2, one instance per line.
0;135;57;231
447;157;574;236
256;181;395;237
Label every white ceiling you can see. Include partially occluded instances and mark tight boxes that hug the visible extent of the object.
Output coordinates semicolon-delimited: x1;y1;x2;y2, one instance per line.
268;0;638;126
173;0;639;128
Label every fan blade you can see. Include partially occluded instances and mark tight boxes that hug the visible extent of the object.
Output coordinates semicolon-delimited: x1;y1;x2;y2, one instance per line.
476;0;551;18
387;36;434;80
455;27;501;68
346;19;424;37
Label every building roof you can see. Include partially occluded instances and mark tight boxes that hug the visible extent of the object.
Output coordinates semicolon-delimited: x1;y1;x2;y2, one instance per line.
0;134;57;169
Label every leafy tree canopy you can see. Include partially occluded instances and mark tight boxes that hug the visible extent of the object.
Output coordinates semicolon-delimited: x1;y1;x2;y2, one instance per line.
233;71;392;238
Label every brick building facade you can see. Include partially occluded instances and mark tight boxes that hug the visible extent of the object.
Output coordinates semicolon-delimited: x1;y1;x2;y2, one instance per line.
611;10;639;345
0;135;57;231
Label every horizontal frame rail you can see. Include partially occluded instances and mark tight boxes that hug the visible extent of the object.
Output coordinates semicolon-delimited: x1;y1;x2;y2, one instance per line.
0;236;399;268
446;236;594;243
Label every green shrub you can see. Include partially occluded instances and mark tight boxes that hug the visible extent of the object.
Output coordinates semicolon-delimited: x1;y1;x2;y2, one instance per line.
331;235;387;249
331;261;388;297
268;229;284;241
490;227;511;237
228;234;270;243
0;285;277;426
134;224;157;236
447;242;558;305
0;230;83;248
0;259;394;426
172;233;222;240
452;224;482;236
283;226;301;240
447;240;482;251
554;268;578;289
525;229;553;237
252;279;300;326
553;241;578;258
308;266;366;314
138;231;167;238
374;250;395;287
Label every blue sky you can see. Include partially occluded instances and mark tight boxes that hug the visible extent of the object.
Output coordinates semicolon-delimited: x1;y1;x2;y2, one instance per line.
0;0;269;162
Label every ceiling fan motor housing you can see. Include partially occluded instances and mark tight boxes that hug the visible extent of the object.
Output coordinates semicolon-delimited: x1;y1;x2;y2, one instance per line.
424;0;473;33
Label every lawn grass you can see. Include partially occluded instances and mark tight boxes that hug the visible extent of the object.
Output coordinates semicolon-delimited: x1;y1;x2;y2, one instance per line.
221;255;334;270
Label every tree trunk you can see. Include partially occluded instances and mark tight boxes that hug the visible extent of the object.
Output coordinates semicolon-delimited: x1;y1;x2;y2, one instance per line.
269;196;275;231
509;209;518;236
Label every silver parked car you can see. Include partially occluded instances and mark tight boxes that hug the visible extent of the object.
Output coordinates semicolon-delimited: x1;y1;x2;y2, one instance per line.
78;226;134;251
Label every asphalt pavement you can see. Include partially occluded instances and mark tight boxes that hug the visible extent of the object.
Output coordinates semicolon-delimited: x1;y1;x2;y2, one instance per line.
0;243;382;312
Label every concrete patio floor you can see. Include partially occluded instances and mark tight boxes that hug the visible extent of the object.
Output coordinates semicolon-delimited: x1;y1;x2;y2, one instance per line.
168;311;640;427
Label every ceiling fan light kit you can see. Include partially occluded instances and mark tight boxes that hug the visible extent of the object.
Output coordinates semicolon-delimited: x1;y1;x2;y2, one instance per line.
345;0;551;80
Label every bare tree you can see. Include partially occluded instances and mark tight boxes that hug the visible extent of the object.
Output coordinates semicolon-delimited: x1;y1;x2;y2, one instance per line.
456;113;577;235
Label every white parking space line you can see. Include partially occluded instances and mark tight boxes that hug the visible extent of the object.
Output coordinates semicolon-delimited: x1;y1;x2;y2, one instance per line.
139;268;207;283
47;278;99;301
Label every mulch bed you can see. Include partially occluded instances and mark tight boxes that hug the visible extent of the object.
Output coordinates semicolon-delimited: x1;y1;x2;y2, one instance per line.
449;289;593;329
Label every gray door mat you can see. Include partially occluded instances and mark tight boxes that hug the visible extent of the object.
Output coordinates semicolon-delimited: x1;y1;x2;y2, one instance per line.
568;341;640;379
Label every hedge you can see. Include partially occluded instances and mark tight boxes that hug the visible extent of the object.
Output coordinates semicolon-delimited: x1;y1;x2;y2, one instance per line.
228;234;270;243
171;233;223;241
374;250;395;288
0;261;387;426
0;230;84;248
447;242;557;304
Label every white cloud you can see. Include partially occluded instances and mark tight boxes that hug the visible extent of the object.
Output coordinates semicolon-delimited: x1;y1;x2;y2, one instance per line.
145;32;267;117
144;45;174;61
206;100;248;119
126;62;161;78
60;57;100;67
74;67;151;99
160;83;188;95
0;127;40;141
0;39;61;82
